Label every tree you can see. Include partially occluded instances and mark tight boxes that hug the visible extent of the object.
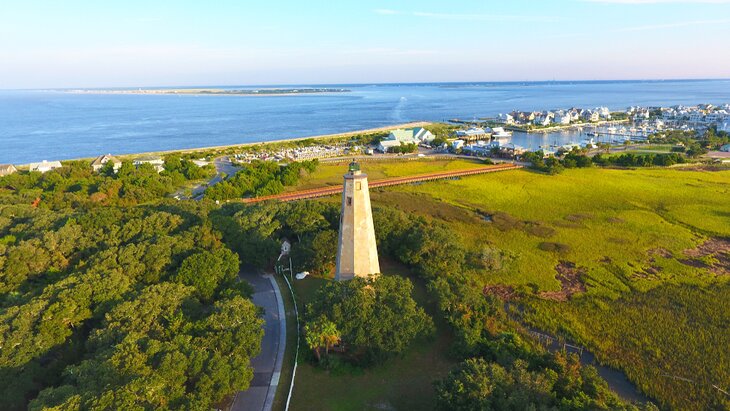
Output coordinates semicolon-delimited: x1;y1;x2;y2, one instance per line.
173;248;239;301
304;316;341;361
306;275;434;363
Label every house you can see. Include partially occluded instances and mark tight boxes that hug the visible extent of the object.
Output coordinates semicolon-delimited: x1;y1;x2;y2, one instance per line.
534;112;553;126
597;107;611;119
720;144;730;152
133;156;165;172
497;113;514;125
91;154;122;172
718;121;730;133
377;127;434;152
0;164;17;177
29;160;63;173
452;140;465;150
553;111;572;125
455;127;488;141
581;110;600;122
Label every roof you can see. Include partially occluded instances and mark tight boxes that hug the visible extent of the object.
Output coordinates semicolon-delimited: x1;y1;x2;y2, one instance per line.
91;154;121;166
0;164;17;175
29;160;62;170
456;127;487;137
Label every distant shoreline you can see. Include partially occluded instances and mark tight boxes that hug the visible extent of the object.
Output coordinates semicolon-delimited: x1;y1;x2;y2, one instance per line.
62;87;351;96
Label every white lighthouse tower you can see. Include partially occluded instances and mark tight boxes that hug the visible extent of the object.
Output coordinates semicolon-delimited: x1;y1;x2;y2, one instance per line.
335;160;381;281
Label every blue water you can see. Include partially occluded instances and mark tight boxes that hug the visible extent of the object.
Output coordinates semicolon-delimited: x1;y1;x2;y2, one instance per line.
2;80;730;164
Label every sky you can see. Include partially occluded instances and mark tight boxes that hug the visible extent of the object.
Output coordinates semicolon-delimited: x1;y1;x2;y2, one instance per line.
1;0;729;88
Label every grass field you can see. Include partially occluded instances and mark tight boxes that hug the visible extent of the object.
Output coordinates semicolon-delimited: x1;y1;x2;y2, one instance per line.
288;260;456;411
286;158;487;192
376;167;729;297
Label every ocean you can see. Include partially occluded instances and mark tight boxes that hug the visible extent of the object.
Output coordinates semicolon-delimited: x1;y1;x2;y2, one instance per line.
2;80;730;164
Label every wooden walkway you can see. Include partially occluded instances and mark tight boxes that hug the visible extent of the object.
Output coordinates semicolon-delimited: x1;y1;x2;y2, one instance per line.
241;163;522;204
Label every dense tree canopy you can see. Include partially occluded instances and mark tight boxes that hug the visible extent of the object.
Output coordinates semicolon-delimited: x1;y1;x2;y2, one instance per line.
306;275;434;364
0;200;262;410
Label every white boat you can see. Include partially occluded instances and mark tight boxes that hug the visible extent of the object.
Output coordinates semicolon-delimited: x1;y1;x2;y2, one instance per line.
492;127;512;138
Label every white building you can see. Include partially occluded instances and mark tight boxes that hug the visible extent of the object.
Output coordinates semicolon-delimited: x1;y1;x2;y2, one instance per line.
554;111;572;125
133;156;165;172
378;127;434;152
29;160;63;173
497;113;514;125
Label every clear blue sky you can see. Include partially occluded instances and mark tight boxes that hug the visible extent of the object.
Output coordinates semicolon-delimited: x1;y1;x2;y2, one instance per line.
2;0;729;88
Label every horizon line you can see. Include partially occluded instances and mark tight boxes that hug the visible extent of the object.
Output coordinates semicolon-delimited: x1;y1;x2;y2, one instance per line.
3;77;729;92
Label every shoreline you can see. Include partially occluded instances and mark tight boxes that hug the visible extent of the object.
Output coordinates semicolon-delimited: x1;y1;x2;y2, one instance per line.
14;121;432;167
60;88;351;97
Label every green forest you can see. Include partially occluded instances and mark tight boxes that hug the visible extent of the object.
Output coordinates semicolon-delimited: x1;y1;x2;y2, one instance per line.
2;153;728;410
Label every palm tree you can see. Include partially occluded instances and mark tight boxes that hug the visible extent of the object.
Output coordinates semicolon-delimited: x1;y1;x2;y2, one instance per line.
305;316;341;361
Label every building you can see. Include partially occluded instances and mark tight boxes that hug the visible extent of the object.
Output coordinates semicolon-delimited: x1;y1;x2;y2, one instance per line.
497;113;514;124
720;144;730;152
133;156;165;172
553;111;572;125
455;127;488;141
377;127;434;152
719;121;730;133
29;160;62;173
91;154;122;172
335;161;380;281
0;164;17;177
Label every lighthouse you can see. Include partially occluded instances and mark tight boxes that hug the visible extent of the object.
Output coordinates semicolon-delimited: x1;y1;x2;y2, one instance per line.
335;160;381;281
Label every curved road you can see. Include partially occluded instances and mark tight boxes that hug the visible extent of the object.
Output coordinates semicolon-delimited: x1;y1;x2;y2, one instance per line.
232;269;286;411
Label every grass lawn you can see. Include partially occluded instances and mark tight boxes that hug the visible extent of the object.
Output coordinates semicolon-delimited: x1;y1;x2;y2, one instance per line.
286;158;487;192
287;260;455;411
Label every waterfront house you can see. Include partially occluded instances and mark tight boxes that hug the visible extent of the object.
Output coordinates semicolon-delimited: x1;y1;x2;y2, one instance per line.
597;107;611;120
0;164;17;177
29;160;63;173
554;111;572;125
378;127;434;152
534;112;553;126
91;154;122;172
497;113;514;124
455;127;488;141
133;156;165;172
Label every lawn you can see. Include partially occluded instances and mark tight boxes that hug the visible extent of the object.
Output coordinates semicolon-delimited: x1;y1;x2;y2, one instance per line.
286;158;487;192
287;260;456;411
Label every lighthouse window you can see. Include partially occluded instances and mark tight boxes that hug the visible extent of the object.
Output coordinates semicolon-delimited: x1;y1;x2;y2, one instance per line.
355;182;361;191
347;197;352;206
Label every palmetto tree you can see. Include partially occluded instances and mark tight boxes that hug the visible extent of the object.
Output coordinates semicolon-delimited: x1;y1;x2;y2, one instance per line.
304;316;341;361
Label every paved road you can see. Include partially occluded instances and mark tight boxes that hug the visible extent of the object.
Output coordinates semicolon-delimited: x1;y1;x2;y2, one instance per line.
232;270;286;411
189;156;241;200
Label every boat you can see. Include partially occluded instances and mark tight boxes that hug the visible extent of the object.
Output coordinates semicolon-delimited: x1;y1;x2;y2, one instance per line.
492;127;512;138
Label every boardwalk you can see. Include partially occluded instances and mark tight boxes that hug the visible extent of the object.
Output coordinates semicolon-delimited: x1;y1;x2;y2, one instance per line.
241;163;522;204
